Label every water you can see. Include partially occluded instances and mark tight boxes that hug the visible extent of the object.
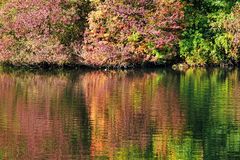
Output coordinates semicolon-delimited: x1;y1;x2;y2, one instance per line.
0;68;239;160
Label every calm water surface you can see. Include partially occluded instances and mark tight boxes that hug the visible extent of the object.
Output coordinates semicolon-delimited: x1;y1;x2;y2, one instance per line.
0;68;239;159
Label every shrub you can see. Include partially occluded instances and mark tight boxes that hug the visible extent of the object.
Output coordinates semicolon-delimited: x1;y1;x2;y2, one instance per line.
224;2;240;57
179;0;238;66
80;0;184;67
0;0;80;65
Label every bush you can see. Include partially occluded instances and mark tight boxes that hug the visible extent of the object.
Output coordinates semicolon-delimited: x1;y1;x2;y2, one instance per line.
179;0;239;66
80;0;184;67
0;0;238;67
0;0;81;65
224;2;240;57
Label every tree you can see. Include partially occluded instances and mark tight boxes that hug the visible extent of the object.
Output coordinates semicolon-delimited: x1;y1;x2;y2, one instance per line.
80;0;184;67
179;0;239;65
0;0;80;65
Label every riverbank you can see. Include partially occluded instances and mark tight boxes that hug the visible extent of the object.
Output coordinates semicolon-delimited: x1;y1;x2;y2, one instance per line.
0;0;183;68
1;60;238;73
1;1;238;69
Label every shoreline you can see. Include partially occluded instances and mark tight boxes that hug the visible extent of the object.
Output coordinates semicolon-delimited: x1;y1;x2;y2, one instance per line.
0;61;238;72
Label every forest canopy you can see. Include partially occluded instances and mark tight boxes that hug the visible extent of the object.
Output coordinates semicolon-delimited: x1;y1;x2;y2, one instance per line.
0;0;239;68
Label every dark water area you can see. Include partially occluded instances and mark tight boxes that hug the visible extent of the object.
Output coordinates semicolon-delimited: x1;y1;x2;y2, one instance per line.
0;68;239;159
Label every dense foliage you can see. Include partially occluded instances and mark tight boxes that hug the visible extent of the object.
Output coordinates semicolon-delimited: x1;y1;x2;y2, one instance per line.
0;0;239;67
179;0;240;66
0;0;82;65
81;0;184;67
224;3;240;58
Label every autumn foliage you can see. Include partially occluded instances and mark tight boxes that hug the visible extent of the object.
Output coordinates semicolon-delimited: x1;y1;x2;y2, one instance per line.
81;0;184;67
0;0;79;65
0;0;184;67
0;0;239;67
224;3;240;56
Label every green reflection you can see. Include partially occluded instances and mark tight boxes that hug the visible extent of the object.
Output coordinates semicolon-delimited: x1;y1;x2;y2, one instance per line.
180;69;240;160
0;68;239;159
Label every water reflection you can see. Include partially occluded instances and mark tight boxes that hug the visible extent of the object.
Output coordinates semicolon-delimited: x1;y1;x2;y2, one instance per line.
180;69;240;160
0;72;91;159
82;70;185;159
0;68;239;159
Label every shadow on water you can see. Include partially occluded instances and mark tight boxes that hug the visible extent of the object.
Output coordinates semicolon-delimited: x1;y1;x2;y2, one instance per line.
0;68;239;159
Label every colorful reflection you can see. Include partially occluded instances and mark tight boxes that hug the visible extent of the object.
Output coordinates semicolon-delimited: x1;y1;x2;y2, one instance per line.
0;68;239;159
0;72;91;159
81;70;185;159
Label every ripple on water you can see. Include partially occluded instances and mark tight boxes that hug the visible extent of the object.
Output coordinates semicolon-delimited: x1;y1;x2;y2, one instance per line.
0;69;239;159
